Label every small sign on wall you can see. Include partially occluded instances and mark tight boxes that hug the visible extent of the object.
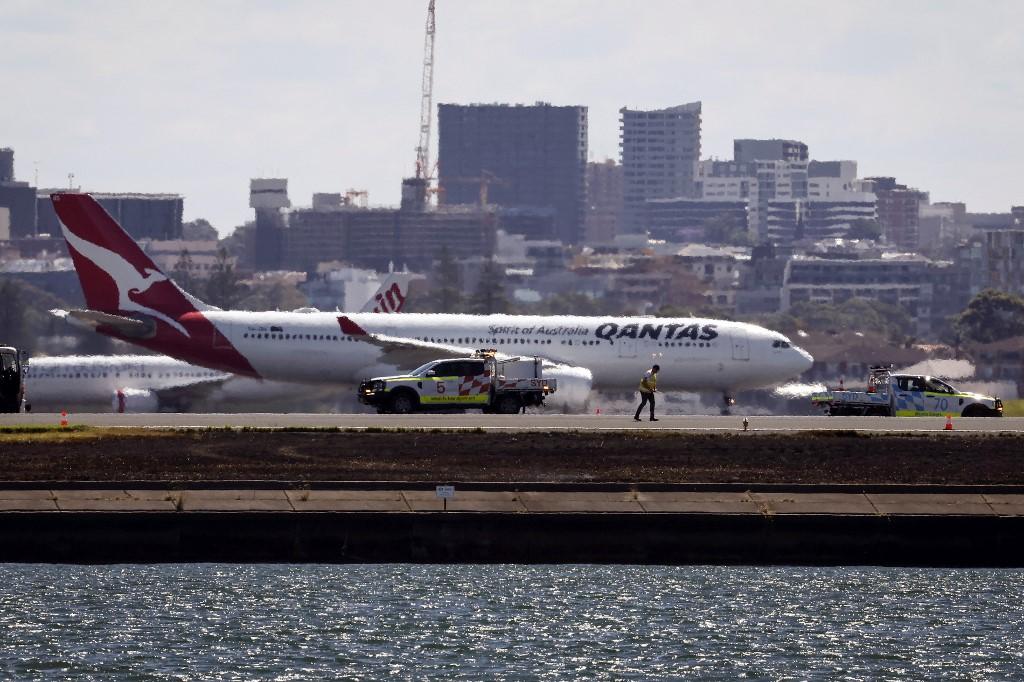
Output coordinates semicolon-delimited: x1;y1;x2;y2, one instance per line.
436;485;454;510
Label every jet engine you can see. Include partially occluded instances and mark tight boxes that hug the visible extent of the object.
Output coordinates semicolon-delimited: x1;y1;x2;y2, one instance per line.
111;388;159;413
542;363;593;413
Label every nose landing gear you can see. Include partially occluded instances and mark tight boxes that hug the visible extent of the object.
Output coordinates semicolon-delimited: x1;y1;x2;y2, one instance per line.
721;394;736;415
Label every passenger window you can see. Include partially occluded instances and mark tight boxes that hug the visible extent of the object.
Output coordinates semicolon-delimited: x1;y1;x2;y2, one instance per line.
431;362;458;376
465;361;485;376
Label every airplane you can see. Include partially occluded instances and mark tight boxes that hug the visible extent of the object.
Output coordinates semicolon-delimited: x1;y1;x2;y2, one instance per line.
24;355;229;412
33;267;421;412
51;192;813;411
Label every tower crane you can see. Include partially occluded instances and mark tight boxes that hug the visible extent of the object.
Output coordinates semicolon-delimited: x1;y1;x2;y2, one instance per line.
401;0;436;212
415;0;436;182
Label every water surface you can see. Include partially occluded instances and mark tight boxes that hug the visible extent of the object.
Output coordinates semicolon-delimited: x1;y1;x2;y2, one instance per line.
1;565;1022;679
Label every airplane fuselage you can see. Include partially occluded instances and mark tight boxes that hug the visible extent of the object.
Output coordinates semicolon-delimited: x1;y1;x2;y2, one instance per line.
175;311;812;393
24;356;227;407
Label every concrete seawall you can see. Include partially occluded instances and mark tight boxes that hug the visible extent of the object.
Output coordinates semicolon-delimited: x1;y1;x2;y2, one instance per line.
2;485;1024;565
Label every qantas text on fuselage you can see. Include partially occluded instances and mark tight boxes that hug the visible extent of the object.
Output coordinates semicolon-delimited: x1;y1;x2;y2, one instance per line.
51;192;813;399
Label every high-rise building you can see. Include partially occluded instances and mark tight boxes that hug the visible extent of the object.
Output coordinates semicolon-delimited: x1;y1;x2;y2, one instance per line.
437;102;587;245
249;178;290;271
644;198;748;244
583;159;622;244
696;153;808;241
36;192;182;241
619;102;702;233
0;148;14;183
0;148;37;239
783;254;935;335
863;177;928;251
984;229;1024;296
734;139;808;163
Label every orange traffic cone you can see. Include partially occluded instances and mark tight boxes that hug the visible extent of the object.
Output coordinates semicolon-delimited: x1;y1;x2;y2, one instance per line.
944;414;953;431
60;410;68;428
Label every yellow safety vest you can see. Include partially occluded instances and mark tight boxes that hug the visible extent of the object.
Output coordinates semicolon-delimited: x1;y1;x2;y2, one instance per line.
639;371;657;393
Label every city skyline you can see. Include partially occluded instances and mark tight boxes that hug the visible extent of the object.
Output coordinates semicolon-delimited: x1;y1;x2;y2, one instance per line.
2;0;1021;234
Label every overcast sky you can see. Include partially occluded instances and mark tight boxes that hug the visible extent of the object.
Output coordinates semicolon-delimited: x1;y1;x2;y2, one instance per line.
2;1;1021;234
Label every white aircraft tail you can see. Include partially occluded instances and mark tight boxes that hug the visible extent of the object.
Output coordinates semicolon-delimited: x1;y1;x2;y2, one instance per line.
360;272;424;313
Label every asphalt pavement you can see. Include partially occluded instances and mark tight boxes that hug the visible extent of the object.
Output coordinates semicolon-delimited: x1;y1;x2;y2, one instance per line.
2;412;1023;432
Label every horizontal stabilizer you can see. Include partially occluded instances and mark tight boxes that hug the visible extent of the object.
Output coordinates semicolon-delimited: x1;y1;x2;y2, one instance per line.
57;308;156;338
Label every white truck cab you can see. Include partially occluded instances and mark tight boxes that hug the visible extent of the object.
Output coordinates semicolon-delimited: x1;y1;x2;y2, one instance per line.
358;351;556;414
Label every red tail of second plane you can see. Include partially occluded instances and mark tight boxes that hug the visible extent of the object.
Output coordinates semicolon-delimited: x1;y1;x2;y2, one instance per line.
52;193;258;376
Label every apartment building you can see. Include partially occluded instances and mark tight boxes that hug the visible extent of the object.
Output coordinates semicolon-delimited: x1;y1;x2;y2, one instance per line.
437;103;587;245
619;102;702;233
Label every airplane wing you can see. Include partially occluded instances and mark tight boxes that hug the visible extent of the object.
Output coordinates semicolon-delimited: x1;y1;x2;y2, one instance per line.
339;316;477;369
147;374;233;410
336;316;595;392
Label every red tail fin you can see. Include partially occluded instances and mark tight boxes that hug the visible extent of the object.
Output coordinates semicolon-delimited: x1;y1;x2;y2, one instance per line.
51;193;200;335
52;193;258;377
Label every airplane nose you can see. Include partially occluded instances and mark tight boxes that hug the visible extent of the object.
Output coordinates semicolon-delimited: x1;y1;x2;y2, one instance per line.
791;346;814;374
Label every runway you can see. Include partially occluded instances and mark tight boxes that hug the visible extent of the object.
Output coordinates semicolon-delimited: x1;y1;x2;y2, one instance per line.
3;412;1024;432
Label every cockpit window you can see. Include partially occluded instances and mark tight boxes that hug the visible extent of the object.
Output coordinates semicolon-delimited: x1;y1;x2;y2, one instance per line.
771;340;791;349
0;353;15;371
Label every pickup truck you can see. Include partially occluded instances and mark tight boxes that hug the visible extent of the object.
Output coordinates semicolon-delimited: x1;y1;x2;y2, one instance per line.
811;366;1002;417
358;350;557;414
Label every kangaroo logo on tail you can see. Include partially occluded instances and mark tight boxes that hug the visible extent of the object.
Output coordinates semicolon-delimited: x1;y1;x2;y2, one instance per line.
53;193;197;337
60;224;191;337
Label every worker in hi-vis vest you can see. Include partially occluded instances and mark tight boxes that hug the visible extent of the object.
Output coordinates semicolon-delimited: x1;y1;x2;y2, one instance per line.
634;364;660;422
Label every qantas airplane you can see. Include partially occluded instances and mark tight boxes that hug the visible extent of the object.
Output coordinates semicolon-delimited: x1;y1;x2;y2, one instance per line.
33;269;420;412
50;192;813;411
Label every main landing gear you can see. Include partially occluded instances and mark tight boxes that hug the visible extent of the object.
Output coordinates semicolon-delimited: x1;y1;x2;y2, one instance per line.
721;394;736;416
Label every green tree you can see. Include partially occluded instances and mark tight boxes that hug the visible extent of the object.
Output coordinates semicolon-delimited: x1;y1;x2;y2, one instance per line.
531;292;610;316
702;213;750;247
172;249;195;294
847;219;882;241
431;246;464;313
0;277;84;354
954;289;1024;344
771;298;914;343
203;247;245;309
0;279;28;349
470;258;509;315
182;218;218;241
237;281;308;312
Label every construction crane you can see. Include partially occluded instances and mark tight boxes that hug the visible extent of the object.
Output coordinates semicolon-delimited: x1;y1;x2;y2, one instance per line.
445;170;507;208
401;0;436;212
415;0;436;182
344;189;369;208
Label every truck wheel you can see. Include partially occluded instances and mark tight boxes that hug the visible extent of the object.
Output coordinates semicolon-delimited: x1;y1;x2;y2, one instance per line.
495;394;521;415
962;404;996;417
389;391;418;414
